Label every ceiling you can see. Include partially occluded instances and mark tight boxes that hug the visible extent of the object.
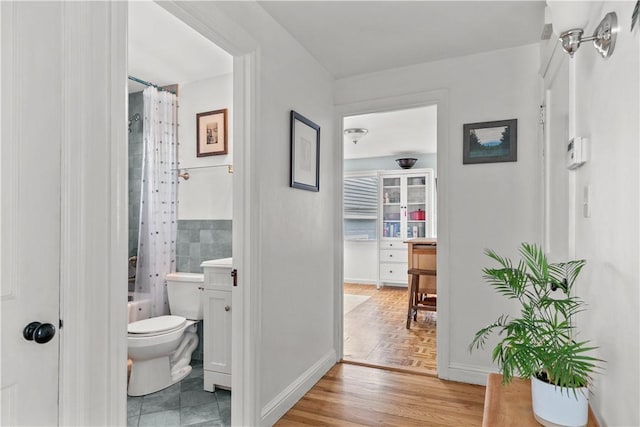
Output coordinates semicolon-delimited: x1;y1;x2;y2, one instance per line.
128;1;233;93
128;1;544;160
344;105;437;160
260;1;545;79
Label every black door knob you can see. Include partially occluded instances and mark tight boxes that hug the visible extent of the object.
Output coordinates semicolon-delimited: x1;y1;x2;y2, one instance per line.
23;321;56;344
23;322;41;341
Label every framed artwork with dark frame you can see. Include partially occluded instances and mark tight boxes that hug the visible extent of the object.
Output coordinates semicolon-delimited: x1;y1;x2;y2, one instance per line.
196;108;228;157
463;119;517;164
290;110;320;192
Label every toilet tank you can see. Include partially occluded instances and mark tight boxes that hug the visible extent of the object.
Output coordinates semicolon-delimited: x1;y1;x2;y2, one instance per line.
166;272;204;320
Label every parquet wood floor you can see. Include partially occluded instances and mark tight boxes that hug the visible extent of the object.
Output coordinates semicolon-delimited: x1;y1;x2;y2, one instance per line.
343;283;437;375
275;363;485;427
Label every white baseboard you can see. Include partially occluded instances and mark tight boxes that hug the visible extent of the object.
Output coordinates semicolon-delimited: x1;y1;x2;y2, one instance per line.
260;349;337;426
446;363;497;386
343;278;377;285
381;282;408;288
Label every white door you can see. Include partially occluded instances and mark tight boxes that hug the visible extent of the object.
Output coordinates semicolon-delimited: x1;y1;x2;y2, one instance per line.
203;289;232;390
1;2;63;425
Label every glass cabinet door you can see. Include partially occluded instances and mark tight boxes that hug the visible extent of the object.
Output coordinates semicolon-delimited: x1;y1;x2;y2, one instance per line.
381;177;401;238
406;175;427;238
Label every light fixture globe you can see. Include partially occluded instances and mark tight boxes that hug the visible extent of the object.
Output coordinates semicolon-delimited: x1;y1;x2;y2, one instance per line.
558;28;584;57
396;158;417;169
344;128;368;144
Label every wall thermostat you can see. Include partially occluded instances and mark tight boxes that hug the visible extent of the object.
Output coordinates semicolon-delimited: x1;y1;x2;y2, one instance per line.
567;137;587;170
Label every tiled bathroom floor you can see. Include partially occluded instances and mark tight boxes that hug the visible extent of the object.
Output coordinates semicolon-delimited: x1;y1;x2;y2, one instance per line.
127;362;230;427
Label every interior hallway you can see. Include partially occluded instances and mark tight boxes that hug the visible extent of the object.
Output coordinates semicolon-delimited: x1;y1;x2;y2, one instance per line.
275;363;485;426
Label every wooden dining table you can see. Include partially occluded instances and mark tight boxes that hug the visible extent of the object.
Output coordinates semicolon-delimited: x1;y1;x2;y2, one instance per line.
404;238;437;285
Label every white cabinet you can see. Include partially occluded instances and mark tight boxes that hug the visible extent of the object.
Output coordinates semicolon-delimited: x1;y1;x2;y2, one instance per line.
378;240;408;286
378;170;435;286
202;289;231;390
201;258;232;391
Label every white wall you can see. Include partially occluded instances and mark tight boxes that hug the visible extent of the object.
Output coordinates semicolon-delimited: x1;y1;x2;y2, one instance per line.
336;44;543;380
343;240;377;283
203;2;337;423
567;3;639;425
178;73;233;220
344;153;437;173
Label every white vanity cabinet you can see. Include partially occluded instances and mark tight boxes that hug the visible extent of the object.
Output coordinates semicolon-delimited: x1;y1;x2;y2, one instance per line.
200;258;233;391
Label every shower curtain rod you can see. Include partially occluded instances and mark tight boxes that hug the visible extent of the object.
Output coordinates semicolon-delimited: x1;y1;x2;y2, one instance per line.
128;75;176;94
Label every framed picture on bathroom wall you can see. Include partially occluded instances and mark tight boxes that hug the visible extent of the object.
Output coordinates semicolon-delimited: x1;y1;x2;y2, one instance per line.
196;108;228;157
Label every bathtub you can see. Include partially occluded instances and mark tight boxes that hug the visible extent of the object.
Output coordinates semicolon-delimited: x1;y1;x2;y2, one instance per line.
127;297;151;323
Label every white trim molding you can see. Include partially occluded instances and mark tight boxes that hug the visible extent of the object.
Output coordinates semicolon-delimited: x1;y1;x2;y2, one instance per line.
59;2;128;425
447;363;496;386
342;278;378;285
231;50;262;427
333;109;346;365
260;350;337;427
155;3;261;425
334;89;451;381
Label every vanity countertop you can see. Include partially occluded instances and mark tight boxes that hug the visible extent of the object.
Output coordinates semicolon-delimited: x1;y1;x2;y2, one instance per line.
201;257;232;268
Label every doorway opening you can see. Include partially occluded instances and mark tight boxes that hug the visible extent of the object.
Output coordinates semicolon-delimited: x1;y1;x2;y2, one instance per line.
127;2;234;425
342;105;438;375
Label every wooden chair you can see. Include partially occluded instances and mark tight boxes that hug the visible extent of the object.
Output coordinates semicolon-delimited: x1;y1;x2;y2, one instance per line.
406;245;437;328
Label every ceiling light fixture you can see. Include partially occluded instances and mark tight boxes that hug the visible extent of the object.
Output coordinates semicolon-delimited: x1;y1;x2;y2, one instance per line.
344;128;368;144
546;1;618;58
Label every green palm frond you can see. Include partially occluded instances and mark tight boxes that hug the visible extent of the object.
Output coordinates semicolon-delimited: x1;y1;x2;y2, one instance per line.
545;340;602;388
549;260;586;291
482;267;528;300
469;314;510;351
470;243;602;390
520;243;549;287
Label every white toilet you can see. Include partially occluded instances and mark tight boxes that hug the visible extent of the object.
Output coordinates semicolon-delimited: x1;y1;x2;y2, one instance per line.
127;272;204;396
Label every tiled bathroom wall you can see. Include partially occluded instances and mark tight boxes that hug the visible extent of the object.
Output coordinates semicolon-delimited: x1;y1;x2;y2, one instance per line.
128;91;143;258
176;220;232;273
175;219;232;363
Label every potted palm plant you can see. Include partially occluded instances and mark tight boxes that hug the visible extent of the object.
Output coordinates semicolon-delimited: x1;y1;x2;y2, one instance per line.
470;243;602;427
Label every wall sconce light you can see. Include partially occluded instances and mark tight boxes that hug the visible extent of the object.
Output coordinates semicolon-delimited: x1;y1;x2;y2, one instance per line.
547;1;618;58
344;128;368;144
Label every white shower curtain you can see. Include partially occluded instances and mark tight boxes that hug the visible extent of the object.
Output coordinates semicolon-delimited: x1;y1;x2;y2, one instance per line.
134;87;178;318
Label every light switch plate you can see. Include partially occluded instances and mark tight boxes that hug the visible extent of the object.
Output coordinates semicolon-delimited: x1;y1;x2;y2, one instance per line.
583;185;591;218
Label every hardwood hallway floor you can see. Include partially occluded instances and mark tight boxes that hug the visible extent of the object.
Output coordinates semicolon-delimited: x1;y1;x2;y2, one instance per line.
343;283;437;374
275;363;485;426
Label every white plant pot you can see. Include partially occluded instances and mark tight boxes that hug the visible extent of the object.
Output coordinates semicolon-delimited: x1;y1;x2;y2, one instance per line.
531;375;588;427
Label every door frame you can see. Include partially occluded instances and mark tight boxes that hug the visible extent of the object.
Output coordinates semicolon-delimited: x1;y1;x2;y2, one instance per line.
57;3;129;424
140;2;262;425
334;89;451;379
540;36;572;259
57;2;261;425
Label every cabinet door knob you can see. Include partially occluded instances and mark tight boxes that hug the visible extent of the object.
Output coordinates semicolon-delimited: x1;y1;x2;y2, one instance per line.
224;305;230;312
389;254;393;257
198;286;204;291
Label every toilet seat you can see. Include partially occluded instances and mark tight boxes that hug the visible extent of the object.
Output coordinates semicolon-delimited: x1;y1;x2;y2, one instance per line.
128;315;186;337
